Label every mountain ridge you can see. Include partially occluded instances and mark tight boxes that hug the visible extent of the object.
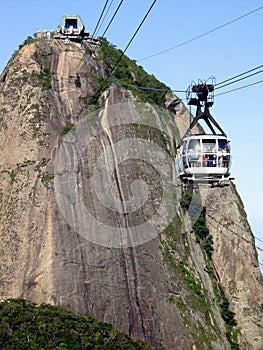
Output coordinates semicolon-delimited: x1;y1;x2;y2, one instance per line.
0;34;262;350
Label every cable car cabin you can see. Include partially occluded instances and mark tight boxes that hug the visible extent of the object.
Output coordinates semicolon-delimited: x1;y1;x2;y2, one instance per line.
177;135;231;184
57;15;86;38
55;15;100;44
177;79;233;186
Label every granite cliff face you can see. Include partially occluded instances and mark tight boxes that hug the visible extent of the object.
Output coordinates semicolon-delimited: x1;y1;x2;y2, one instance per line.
0;36;262;349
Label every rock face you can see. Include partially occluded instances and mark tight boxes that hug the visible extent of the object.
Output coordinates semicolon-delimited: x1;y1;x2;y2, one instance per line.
205;185;263;349
0;37;262;349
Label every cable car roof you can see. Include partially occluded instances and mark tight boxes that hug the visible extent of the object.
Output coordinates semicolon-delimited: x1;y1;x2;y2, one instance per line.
182;134;231;141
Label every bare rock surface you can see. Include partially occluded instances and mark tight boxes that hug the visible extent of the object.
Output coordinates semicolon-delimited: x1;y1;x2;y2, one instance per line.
203;184;263;349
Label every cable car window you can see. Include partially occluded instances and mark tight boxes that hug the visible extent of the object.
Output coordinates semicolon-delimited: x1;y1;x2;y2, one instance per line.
202;139;216;152
218;139;230;152
182;142;187;168
187;139;201;167
182;142;187;155
188;139;200;152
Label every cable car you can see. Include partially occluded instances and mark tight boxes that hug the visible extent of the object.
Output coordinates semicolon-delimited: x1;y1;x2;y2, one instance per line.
58;15;85;37
176;78;232;186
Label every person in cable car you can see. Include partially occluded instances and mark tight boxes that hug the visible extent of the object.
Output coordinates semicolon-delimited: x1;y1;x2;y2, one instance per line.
188;149;199;167
207;155;215;167
203;154;209;167
218;148;223;167
222;148;229;167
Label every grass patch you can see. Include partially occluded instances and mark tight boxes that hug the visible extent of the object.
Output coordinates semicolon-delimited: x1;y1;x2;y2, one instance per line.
60;123;75;136
30;68;52;91
41;173;54;188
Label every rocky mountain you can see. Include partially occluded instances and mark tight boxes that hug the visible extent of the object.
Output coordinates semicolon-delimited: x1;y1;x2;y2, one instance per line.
0;32;262;350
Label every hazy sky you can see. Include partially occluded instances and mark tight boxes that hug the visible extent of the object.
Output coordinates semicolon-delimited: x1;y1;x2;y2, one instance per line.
0;0;262;269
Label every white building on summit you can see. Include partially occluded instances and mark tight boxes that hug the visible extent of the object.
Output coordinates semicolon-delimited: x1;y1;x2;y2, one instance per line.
57;15;87;38
37;15;100;45
55;15;100;44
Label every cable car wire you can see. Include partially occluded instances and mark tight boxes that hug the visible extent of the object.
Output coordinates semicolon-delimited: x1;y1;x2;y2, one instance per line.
215;64;263;87
92;0;110;37
138;6;263;62
209;220;263;268
207;213;263;253
122;83;185;93
121;77;263;99
101;0;125;37
96;0;115;35
214;68;263;90
121;64;263;97
207;206;263;244
104;0;157;82
215;79;263;97
207;216;263;268
255;236;263;244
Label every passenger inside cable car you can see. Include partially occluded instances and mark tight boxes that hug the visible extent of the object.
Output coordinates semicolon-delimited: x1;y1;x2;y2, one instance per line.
183;137;231;169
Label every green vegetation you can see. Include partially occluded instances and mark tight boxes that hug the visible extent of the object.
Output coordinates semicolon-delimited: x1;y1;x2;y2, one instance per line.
35;158;50;172
41;173;54;188
0;299;152;350
9;169;17;184
130;123;173;155
18;36;36;50
193;207;209;240
9;160;35;185
97;38;171;106
41;173;54;182
220;296;237;326
203;234;214;259
30;68;52;91
160;217;210;316
160;229;215;348
180;189;213;258
38;68;52;90
178;262;203;299
60;123;75;136
29;53;53;91
180;189;202;222
219;293;239;350
180;189;239;349
12;35;38;62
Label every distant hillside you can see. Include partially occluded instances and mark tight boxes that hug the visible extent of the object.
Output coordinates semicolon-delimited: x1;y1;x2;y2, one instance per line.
0;299;151;349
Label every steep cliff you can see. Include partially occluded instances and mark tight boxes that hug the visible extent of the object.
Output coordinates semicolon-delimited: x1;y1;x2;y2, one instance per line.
0;35;262;349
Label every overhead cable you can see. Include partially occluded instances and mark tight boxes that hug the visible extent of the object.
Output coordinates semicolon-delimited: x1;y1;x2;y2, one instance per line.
104;0;157;82
215;64;263;87
215;79;263;97
214;68;263;90
122;64;263;96
122;83;185;93
207;217;263;268
101;0;125;37
123;77;263;99
96;0;115;35
207;206;263;244
123;78;263;98
207;213;263;253
92;0;110;37
138;6;263;62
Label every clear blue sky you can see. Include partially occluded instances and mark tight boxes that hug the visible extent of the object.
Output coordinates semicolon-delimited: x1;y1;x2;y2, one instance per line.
1;0;262;268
